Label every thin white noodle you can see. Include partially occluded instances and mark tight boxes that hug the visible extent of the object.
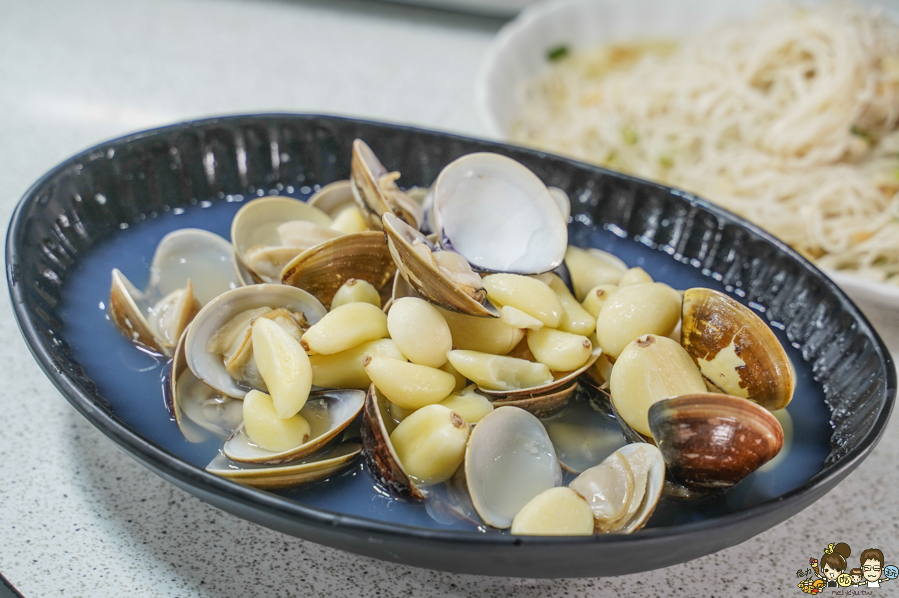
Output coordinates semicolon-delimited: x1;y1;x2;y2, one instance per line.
512;2;899;285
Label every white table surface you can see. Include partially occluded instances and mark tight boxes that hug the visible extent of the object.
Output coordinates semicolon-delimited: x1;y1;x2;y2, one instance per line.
2;1;898;596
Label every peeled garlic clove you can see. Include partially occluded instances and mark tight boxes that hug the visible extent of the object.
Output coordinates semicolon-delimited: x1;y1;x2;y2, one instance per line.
243;390;311;453
610;334;707;438
569;452;634;527
363;356;457;409
439;360;467;392
330;278;382;310
483;274;563;328
252;317;313;418
438;307;524;355
510;487;595;536
446;350;552;392
438;385;493;424
330;205;368;234
387;297;452;368
301;302;389;355
581;284;618;321
544;274;596;336
389;404;470;485
565;246;626;301
500;305;544;330
526;328;592;372
617;267;653;287
309;338;405;389
595;282;681;359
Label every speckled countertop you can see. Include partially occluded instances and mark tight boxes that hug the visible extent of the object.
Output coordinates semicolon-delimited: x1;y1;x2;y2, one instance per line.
2;1;898;596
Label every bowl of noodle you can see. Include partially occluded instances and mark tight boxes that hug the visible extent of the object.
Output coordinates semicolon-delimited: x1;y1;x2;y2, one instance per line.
478;0;899;307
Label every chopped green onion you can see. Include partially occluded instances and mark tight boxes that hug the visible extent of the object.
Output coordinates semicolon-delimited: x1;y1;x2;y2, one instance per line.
851;125;872;142
547;45;569;61
659;155;673;168
622;125;638;145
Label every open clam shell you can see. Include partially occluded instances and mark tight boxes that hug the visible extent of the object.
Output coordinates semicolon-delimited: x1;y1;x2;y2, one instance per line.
431;153;567;275
280;231;396;309
360;383;424;500
648;393;784;492
165;327;242;443
681;288;795;411
184;284;327;399
224;389;365;465
230;196;333;283
382;212;497;318
308;180;355;216
207;441;362;489
109;228;240;356
465;406;563;529
570;443;665;534
350;139;423;230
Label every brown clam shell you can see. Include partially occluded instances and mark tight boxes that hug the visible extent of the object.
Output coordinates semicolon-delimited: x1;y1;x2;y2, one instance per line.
280;231;396;309
681;288;794;411
360;383;424;500
647;393;784;491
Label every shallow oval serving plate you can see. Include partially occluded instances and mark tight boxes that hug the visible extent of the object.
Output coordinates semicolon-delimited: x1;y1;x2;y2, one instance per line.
6;114;896;578
476;0;899;310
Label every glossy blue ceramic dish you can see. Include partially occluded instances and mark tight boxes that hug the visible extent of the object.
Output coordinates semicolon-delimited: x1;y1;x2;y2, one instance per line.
7;114;896;577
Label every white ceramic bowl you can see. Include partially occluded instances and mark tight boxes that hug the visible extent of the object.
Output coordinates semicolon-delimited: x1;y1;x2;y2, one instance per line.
476;0;899;309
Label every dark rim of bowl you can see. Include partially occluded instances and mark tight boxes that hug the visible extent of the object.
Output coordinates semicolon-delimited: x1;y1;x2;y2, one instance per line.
6;112;897;550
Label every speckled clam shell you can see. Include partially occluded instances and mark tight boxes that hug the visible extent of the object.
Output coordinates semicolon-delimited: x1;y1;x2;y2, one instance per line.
648;393;784;491
223;389;365;465
280;231;396;309
360;383;424;500
681;288;795;411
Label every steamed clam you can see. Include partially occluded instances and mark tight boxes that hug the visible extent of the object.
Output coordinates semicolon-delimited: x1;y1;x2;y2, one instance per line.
110;138;806;533
230;196;335;283
183;284;327;400
351;139;423;230
648;393;784;492
109;228;241;356
681;288;795;411
224;388;365;465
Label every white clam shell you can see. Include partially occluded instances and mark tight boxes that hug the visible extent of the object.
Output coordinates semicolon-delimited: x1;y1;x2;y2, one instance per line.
433;153;567;274
184;284;327;398
110;228;240;355
464;406;562;529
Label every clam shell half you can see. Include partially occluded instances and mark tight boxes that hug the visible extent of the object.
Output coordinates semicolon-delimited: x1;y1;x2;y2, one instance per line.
681;288;795;411
207;441;362;489
224;389;365;465
465;406;562;529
